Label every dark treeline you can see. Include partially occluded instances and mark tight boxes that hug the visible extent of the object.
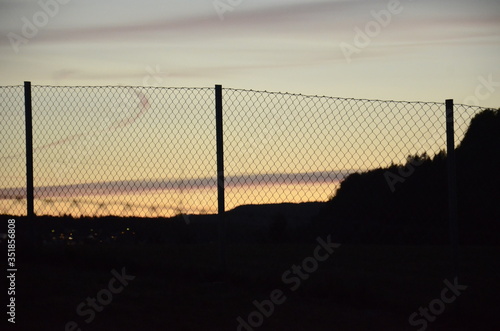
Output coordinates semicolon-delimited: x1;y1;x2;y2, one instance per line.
311;108;500;245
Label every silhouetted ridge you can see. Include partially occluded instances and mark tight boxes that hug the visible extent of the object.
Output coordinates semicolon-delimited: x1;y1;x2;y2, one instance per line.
314;108;500;244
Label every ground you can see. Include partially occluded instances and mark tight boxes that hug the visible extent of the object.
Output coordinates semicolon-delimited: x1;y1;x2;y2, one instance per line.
8;240;500;330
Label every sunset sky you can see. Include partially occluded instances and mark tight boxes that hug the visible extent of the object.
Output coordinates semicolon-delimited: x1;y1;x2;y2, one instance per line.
1;0;499;216
1;0;499;106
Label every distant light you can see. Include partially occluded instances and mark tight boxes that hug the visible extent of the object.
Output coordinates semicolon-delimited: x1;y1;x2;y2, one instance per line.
126;227;130;231
51;229;55;233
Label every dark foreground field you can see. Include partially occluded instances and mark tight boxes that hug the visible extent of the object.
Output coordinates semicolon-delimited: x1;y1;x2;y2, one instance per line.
4;228;500;331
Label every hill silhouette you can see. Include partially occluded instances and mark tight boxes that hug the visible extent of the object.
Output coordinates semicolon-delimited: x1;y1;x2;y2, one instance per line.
312;108;500;245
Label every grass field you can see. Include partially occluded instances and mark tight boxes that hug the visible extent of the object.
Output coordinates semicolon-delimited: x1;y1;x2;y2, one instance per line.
9;240;500;330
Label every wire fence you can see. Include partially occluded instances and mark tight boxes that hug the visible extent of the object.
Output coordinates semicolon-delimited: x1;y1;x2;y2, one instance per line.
0;84;486;217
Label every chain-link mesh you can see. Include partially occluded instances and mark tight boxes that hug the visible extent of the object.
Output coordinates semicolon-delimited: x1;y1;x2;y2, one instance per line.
454;103;487;145
223;90;485;209
2;86;216;217
1;86;26;215
0;85;488;217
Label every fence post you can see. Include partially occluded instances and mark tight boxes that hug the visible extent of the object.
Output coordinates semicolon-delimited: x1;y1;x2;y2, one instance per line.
445;99;458;278
215;84;226;270
24;81;34;218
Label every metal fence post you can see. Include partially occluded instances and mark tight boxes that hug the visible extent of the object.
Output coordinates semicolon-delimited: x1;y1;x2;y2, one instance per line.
446;99;458;278
24;81;34;218
215;84;226;270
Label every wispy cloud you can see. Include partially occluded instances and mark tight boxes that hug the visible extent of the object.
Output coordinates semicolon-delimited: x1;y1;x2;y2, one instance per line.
0;171;351;199
1;0;499;104
2;0;498;46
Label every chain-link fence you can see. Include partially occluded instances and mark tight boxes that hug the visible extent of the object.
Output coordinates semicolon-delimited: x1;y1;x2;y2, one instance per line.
2;86;216;217
0;84;486;217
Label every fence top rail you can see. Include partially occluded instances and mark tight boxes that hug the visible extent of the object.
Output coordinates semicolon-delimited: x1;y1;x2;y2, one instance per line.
224;87;445;106
0;84;493;110
32;85;214;91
